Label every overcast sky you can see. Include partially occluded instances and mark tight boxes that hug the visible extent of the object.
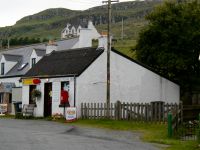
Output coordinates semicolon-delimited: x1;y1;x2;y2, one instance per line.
0;0;133;27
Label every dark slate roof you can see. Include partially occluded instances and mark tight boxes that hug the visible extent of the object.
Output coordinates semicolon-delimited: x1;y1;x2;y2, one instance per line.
3;54;22;62
34;48;46;56
24;47;104;78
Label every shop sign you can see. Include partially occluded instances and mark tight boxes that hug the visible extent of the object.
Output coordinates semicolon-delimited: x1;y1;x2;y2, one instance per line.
66;107;76;122
0;104;7;114
23;78;41;85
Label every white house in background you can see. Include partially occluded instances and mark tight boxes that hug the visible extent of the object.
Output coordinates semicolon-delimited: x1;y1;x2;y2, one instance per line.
61;21;100;40
21;36;180;118
61;23;82;38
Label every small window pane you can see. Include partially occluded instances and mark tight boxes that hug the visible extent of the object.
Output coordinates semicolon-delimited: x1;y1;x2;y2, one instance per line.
1;63;4;75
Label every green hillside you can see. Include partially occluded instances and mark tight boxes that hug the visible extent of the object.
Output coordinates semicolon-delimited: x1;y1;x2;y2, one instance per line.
0;0;163;56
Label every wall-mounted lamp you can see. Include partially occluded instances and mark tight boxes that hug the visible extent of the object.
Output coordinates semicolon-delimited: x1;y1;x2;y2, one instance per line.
46;78;49;82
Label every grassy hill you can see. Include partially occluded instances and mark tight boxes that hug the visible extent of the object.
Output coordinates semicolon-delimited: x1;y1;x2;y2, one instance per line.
0;0;163;57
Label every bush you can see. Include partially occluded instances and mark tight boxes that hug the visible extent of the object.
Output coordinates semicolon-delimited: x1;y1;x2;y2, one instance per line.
31;89;41;98
197;128;200;143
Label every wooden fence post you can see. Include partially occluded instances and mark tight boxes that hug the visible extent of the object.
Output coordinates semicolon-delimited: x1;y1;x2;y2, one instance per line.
168;112;173;138
115;101;121;120
81;103;83;119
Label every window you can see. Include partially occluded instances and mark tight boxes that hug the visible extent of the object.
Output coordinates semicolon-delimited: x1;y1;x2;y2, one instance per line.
0;93;3;103
18;63;28;70
29;85;36;104
59;81;70;107
61;81;69;91
1;63;4;75
32;58;36;67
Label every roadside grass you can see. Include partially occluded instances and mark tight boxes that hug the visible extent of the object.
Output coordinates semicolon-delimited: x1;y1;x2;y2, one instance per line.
113;39;137;59
71;119;199;150
0;114;15;119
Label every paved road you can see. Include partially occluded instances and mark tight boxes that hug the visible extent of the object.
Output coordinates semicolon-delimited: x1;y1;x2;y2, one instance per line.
0;119;159;150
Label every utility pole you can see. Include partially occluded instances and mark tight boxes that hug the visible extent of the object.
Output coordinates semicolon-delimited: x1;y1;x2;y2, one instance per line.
0;40;2;49
102;0;119;118
121;17;124;40
7;38;10;49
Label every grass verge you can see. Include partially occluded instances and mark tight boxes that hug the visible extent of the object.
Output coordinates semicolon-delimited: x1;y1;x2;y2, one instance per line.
71;119;199;150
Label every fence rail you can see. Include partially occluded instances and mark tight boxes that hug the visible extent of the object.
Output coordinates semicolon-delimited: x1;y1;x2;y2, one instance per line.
81;101;182;122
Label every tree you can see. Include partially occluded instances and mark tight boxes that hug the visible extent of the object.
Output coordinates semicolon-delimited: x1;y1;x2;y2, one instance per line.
136;0;200;90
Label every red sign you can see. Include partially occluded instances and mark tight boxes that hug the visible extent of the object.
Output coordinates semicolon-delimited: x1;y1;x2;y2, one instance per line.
33;79;41;84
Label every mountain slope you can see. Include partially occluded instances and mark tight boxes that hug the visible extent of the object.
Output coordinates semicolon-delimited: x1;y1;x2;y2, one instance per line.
0;0;162;40
0;0;163;57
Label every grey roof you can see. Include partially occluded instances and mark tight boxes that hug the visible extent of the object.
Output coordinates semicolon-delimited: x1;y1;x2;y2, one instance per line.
3;54;22;62
24;47;104;77
34;48;46;56
0;38;79;77
55;38;79;51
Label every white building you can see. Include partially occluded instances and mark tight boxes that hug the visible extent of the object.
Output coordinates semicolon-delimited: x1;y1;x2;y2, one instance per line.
61;21;100;40
0;21;102;114
21;36;180;118
0;38;80;113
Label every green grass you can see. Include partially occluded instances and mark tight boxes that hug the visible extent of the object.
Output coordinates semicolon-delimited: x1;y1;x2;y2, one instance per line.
71;119;199;150
0;114;15;119
113;39;137;59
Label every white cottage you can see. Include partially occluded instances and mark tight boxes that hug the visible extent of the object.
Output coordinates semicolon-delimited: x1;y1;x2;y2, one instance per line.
21;36;180;118
61;21;100;40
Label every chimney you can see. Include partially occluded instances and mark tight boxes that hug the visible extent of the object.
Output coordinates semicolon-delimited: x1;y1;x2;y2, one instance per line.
87;20;93;29
46;40;57;54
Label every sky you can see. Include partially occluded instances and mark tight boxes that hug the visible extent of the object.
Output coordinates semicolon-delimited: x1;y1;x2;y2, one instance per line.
0;0;133;27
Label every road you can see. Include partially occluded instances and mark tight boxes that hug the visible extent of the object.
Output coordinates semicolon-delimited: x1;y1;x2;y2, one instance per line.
0;119;159;150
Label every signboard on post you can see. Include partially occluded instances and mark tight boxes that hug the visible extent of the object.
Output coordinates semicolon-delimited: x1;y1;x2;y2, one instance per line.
0;104;7;115
66;107;76;122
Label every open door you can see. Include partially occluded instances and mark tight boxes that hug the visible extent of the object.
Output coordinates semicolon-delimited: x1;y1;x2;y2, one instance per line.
44;83;52;117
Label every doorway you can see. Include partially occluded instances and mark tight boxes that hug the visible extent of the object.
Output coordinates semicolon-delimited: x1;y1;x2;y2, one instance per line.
44;83;52;117
29;85;36;104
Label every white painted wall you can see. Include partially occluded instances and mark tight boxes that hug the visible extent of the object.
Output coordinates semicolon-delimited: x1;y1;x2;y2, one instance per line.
87;20;100;39
22;77;75;117
76;51;180;117
0;56;17;75
77;26;81;36
110;51;180;103
30;50;43;69
76;52;107;117
0;77;21;87
70;26;76;35
76;29;93;48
